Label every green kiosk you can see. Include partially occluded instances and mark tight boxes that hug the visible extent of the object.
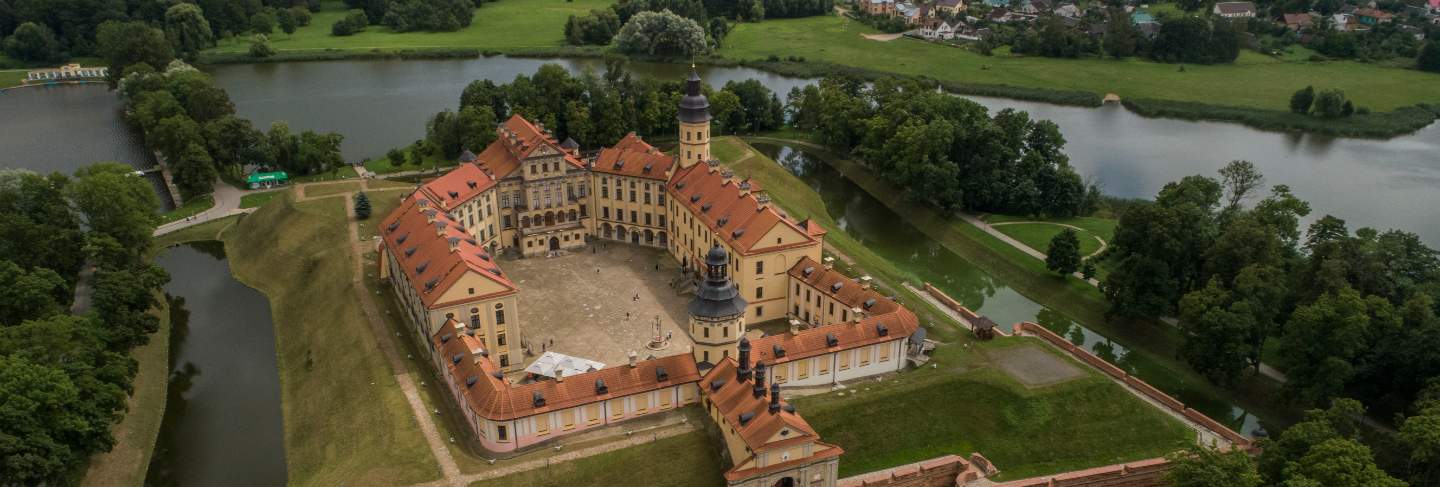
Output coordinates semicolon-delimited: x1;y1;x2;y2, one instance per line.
247;171;289;190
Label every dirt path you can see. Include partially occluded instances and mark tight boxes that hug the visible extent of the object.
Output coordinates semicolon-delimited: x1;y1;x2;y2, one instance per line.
862;33;904;41
153;179;259;236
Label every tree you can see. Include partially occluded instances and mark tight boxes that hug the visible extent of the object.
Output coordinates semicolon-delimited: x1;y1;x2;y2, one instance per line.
1046;229;1082;275
1178;278;1256;384
1102;10;1138;58
566;9;621;45
614;9;709;57
1218;159;1263;211
171;142;218;200
163;4;214;60
68;163;160;259
332;10;369;36
1420;40;1440;73
383;0;474;32
1289;86;1314;114
1165;443;1262;487
387;148;406;166
1281;289;1389;406
354;192;372;219
150;115;205;160
276;7;298;34
0;355;93;484
1312;88;1348;118
0;260;67;326
165;70;234;123
1149;16;1239;64
251;11;276;34
249;34;276;57
456;106;497;155
96;21;174;83
3;22;60;62
1282;438;1405;487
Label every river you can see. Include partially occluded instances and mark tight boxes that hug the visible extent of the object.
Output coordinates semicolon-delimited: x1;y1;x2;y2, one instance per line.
206;57;1440;246
145;242;286;486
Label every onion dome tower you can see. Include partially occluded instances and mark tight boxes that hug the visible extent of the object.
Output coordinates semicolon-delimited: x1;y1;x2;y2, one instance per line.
689;245;747;369
677;65;712;169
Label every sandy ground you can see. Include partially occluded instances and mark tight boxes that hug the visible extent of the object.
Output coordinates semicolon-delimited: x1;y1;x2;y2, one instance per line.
988;344;1085;387
500;243;697;369
862;33;905;41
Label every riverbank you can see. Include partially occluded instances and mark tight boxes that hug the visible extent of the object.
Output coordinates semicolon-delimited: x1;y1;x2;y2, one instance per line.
76;292;171;487
739;135;1299;428
190;0;1438;138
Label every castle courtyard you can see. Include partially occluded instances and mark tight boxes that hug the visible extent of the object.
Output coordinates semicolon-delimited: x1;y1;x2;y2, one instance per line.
500;243;698;370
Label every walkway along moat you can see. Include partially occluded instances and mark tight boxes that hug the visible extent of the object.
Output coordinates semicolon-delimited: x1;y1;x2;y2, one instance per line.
145;242;286;486
750;141;1263;436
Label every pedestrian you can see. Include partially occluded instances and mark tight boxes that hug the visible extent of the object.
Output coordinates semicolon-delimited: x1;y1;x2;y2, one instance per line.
626;312;630;320
550;338;554;346
541;342;546;353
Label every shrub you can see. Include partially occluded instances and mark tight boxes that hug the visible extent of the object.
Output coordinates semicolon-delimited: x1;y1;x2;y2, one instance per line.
3;22;62;63
613;10;709;58
332;10;369;36
248;35;276;58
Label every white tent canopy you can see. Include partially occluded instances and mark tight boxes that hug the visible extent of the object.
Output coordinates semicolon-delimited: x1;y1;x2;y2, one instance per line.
525;351;605;379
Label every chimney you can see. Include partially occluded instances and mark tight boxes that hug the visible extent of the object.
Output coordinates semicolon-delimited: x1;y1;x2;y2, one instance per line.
860;276;873;290
737;338;752;382
823;256;835;270
752;362;767;398
555;368;564;383
628;350;638;368
789;319;801;334
852;308;865;324
768;382;781;414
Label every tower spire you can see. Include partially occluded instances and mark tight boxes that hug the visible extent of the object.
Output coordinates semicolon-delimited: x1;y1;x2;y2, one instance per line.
677;66;712;168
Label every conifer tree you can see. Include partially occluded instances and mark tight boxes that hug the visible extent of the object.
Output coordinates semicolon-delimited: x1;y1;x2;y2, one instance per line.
354;192;372;220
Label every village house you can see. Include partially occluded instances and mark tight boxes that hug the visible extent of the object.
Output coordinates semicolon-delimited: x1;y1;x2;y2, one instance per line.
1283;12;1315;32
919;18;959;39
864;0;897;16
1054;3;1082;19
1212;1;1257;18
1355;7;1394;25
934;0;967;15
379;69;929;486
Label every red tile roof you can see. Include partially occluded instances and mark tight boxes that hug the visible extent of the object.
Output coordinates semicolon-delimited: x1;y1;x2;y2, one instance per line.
474;114;585;179
417;162;497;209
668;162;821;255
748;256;919;366
433;320;701;421
380;193;517;309
592;132;676;181
701;358;844;480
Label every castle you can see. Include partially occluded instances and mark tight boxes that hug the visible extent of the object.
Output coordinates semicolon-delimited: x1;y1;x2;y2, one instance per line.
378;68;925;486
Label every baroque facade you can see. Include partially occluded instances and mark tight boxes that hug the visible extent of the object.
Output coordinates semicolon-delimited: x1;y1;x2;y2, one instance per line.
377;68;928;486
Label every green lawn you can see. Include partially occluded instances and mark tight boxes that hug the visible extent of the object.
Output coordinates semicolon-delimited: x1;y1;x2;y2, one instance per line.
239;190;285;209
982;214;1117;258
714;136;966;342
157;195;216;224
795;337;1193;479
221;192;440;485
719;16;1440;112
303;181;364;198
471;429;726;487
740;135;1299;429
207;0;608;55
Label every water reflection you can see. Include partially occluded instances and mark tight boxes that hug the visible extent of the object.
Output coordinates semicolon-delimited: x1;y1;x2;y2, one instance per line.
145;243;286;487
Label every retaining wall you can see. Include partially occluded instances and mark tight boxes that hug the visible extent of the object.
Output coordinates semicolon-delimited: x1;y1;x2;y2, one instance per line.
989;457;1171;487
922;282;1008;336
838;454;977;487
1015;322;1252;449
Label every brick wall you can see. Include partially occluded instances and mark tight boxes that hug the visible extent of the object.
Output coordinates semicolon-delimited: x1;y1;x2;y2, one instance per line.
1015;322;1252;450
838;454;973;487
990;457;1171;487
922;282;1008;337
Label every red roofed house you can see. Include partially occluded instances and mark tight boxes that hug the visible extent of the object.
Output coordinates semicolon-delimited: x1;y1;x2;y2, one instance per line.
479;113;593;257
592;132;677;247
379;69;927;476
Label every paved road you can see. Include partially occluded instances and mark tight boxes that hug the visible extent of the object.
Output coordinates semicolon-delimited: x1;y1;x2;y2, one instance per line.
153;180;268;237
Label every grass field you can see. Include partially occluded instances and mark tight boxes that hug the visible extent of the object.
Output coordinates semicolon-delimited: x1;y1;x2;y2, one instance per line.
303;181;364;198
470;429;727;487
222;191;440;485
795;337;1193;479
156;195;216;224
714;136;967;342
720;16;1440;113
738;135;1298;429
983;214;1117;258
207;0;607;55
240;191;284;209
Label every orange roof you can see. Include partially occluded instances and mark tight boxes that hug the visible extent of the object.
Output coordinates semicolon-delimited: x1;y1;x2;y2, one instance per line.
417;162;497;209
474;114;584;179
432;320;701;421
380;193;517;309
702;358;819;448
668;162;821;255
592;132;676;181
747;257;919;366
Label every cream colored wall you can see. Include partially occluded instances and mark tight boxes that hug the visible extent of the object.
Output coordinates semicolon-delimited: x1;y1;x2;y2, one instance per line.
788;274;862;327
592;173;669;246
732;242;820;324
427;294;521;369
678;121;711;168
